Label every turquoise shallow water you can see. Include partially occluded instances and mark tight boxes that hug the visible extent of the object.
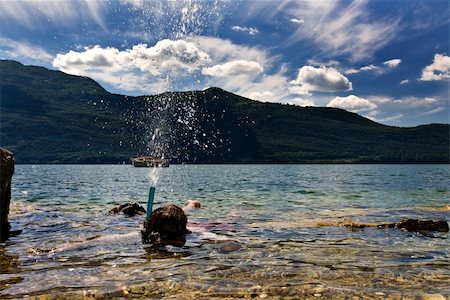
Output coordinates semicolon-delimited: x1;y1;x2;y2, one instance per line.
1;164;449;298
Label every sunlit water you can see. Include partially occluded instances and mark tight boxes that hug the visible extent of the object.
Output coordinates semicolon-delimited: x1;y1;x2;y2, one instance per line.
1;164;449;298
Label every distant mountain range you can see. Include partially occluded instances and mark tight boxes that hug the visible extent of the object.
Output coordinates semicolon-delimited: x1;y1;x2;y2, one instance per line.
0;60;448;164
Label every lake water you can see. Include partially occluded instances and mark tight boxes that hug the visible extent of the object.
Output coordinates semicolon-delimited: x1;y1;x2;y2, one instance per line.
1;164;449;298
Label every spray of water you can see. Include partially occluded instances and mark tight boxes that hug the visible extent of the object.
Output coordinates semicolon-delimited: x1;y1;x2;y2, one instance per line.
116;1;229;203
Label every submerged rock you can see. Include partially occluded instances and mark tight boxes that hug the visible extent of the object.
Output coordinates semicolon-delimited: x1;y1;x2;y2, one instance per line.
339;219;449;232
0;148;15;241
141;204;189;246
395;219;449;232
219;241;242;253
109;202;146;217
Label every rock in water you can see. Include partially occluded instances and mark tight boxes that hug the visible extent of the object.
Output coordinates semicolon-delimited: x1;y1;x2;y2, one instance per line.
0;148;15;241
219;241;242;253
396;219;449;232
109;202;146;216
141;204;190;246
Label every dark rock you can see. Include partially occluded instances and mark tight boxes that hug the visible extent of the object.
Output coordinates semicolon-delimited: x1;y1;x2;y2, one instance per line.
338;218;449;233
0;148;15;242
395;219;449;232
141;204;190;246
109;202;146;216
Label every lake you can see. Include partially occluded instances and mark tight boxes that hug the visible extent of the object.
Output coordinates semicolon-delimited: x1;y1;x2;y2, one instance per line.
1;164;449;298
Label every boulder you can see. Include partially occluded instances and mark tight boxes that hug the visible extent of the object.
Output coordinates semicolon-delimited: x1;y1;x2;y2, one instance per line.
0;148;15;241
109;202;146;217
141;204;190;246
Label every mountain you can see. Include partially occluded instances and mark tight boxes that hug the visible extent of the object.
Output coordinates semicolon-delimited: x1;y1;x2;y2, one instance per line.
0;60;448;164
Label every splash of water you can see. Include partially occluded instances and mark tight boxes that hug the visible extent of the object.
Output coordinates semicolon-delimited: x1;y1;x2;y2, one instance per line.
148;166;160;186
125;0;227;193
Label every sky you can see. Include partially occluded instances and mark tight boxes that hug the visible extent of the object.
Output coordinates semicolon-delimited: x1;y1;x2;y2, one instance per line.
0;0;449;127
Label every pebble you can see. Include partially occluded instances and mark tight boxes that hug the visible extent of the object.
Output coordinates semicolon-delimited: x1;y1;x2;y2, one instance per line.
120;286;129;295
129;285;146;294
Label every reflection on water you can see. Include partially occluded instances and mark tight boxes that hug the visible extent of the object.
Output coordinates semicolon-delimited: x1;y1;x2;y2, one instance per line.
1;165;449;298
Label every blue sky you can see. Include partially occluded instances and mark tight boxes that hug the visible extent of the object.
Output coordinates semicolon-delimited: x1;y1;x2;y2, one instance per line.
0;0;449;127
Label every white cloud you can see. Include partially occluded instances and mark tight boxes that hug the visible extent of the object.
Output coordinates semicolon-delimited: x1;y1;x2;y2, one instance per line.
52;36;291;100
0;0;105;29
248;91;274;101
285;0;400;61
54;40;210;76
422;106;445;115
202;60;263;77
286;98;315;107
420;53;450;81
360;64;381;72
345;68;360;75
231;26;259;36
290;18;304;24
327;95;377;112
375;113;404;123
400;79;409;85
383;58;401;68
186;36;293;102
0;38;53;64
306;59;340;67
53;39;210;94
345;58;401;75
188;36;269;66
290;66;352;94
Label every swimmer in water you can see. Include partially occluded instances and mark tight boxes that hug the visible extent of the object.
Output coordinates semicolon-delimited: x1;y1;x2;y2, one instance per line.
44;199;240;255
182;199;201;214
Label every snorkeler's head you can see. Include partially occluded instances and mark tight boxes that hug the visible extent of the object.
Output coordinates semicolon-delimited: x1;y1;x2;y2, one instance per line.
141;204;190;246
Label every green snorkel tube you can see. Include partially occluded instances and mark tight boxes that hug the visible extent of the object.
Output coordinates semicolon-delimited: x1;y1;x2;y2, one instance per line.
146;186;156;220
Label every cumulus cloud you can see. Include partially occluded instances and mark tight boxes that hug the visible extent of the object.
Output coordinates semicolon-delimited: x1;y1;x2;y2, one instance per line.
54;40;210;75
202;60;263;77
290;66;352;94
327;95;377;112
188;36;270;66
0;38;53;64
53;39;210;94
383;59;401;68
231;26;259;36
52;37;290;100
286;98;315;107
187;36;292;102
420;53;450;81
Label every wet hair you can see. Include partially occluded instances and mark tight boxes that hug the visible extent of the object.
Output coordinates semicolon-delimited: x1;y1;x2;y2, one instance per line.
141;204;190;246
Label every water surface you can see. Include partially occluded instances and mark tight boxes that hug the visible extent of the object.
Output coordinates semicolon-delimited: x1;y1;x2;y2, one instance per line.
1;165;449;298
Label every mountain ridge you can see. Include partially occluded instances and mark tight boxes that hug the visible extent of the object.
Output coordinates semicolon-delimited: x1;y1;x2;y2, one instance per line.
1;60;448;164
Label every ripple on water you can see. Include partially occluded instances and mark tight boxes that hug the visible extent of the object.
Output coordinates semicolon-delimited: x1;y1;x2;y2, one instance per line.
2;164;449;298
